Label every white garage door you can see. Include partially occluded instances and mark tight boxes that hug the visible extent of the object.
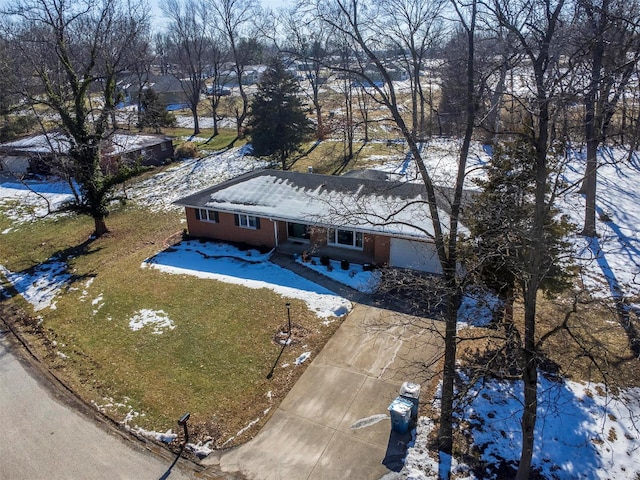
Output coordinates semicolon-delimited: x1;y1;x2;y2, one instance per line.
389;238;442;273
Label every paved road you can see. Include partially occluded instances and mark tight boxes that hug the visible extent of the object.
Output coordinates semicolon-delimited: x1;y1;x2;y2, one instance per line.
0;329;201;480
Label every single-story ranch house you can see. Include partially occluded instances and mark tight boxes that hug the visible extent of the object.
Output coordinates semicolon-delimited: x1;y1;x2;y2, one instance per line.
0;131;174;175
174;169;463;273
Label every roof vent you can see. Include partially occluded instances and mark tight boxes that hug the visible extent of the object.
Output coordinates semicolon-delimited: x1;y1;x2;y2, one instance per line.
308;166;314;174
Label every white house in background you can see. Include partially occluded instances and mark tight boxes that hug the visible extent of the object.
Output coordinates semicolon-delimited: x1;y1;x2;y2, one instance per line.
174;169;467;273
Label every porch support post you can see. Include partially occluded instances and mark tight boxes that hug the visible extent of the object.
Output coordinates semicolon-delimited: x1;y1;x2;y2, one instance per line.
273;220;279;247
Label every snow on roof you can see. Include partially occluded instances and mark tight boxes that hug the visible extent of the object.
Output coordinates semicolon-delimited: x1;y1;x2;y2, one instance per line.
0;132;171;156
175;169;462;240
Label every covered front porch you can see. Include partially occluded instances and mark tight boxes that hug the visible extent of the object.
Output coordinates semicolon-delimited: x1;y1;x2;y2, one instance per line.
275;240;376;267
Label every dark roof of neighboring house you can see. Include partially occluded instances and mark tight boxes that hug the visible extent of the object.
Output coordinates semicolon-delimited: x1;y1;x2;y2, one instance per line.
175;169;469;240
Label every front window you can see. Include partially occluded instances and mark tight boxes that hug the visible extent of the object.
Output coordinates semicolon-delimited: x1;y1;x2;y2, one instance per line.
328;228;363;249
238;214;258;229
196;208;218;223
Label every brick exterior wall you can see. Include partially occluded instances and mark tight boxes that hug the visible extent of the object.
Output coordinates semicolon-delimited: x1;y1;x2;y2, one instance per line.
373;235;391;265
185;209;393;265
185;209;277;248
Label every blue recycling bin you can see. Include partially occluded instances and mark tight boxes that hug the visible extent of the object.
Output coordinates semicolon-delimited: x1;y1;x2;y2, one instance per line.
388;396;413;434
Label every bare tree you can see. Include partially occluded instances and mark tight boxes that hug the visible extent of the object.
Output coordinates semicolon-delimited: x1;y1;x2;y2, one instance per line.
281;13;333;140
487;0;572;476
205;38;230;138
2;0;151;237
162;0;215;136
574;0;640;236
378;0;446;140
304;2;480;475
209;0;261;138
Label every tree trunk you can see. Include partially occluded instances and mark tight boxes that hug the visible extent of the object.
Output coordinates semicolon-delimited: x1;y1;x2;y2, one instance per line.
315;101;324;140
438;283;459;457
516;282;538;480
581;139;598;236
211;100;219;137
581;27;603;237
192;107;201;136
236;81;248;138
93;215;109;237
487;60;508;142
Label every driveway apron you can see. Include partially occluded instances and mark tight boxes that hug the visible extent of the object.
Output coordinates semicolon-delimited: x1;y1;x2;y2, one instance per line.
203;304;444;480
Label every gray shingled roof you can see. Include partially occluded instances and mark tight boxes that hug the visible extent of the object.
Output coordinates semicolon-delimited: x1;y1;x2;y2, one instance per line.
175;169;465;240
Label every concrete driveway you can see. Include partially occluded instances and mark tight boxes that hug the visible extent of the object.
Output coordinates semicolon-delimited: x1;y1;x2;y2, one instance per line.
203;304;444;480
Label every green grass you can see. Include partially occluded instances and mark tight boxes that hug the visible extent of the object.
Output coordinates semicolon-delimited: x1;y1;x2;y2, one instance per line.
289;139;407;175
0;204;341;447
164;126;247;155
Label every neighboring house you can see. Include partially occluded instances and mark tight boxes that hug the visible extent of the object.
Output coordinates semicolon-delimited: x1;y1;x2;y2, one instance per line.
0;131;174;175
174;169;464;273
118;74;191;111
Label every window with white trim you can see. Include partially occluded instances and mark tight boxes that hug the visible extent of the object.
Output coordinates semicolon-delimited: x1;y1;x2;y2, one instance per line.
328;228;363;249
236;214;260;229
195;208;219;223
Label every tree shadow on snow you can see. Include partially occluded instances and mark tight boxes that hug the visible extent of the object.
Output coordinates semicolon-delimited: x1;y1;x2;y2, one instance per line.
457;374;608;479
0;237;101;312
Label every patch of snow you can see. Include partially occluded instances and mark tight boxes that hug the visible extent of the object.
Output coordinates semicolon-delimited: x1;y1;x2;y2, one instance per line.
0;177;76;224
294;351;311;365
186;439;214;458
453;374;640;479
0;259;71;311
296;256;380;293
221;416;262;447
350;414;389;430
142;240;352;319
78;278;95;301
456;288;502;328
133;427;178;444
125;148;268;212
559;148;640;300
128;309;175;335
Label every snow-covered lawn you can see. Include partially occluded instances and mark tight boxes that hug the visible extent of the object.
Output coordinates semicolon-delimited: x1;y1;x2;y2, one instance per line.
0;259;70;311
125;145;268;212
378;144;640;479
560;147;640;301
142;240;351;319
0;177;75;230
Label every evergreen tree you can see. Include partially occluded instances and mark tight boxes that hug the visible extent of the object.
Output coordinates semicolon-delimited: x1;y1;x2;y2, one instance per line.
139;88;176;133
247;58;313;170
468;140;574;328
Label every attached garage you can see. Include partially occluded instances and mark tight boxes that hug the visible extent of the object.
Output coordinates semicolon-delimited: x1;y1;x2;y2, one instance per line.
389;238;442;274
